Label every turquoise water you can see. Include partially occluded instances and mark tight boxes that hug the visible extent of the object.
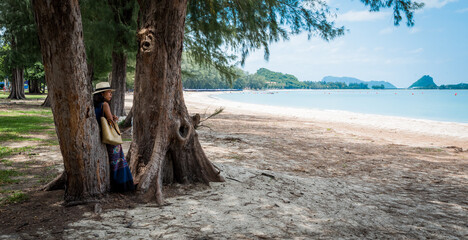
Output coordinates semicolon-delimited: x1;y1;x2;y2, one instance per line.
217;90;468;123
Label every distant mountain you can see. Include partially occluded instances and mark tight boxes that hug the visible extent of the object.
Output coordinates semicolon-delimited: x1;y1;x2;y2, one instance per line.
255;68;370;89
409;75;438;89
321;76;397;89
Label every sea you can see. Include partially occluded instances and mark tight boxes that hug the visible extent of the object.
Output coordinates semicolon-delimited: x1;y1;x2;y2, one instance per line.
216;89;468;123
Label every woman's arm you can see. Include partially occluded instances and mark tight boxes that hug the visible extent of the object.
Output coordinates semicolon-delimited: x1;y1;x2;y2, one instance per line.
102;102;114;121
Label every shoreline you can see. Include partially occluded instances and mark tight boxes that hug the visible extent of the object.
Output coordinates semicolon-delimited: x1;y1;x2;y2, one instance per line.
183;91;468;149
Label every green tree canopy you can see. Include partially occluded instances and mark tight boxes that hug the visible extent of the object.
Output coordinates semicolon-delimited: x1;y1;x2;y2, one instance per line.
0;0;41;75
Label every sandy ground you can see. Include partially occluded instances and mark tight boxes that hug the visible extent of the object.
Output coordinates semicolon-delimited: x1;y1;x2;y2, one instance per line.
1;92;468;239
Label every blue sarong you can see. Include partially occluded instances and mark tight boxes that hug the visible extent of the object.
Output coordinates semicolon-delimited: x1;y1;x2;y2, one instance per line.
106;144;134;192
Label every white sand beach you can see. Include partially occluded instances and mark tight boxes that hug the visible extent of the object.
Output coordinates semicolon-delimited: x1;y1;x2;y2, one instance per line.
184;91;468;149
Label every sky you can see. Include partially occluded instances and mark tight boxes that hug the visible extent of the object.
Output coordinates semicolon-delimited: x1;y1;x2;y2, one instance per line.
240;0;468;88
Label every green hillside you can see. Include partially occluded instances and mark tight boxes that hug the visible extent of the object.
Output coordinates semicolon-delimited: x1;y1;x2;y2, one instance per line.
256;68;302;88
409;75;438;89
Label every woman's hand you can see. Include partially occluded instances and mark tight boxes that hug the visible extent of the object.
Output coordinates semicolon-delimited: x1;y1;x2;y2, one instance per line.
113;115;119;121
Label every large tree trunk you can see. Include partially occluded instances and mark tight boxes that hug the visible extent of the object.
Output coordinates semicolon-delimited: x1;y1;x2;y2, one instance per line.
33;0;109;204
7;68;26;99
129;0;223;204
110;51;127;116
28;79;41;94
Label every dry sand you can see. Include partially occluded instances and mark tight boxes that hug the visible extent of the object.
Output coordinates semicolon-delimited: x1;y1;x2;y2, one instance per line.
3;91;468;239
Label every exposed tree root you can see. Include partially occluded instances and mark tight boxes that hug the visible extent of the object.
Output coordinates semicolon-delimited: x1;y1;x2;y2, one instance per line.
41;172;66;191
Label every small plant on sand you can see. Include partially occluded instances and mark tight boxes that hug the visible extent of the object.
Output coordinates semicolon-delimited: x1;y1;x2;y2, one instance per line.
229;153;246;160
195;107;225;130
1;191;29;205
36;172;58;184
0;169;23;184
0;159;13;166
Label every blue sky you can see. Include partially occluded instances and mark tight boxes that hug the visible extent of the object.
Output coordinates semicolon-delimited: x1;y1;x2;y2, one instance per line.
241;0;468;88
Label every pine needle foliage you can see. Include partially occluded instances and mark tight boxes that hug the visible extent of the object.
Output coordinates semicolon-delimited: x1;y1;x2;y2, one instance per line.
185;0;423;84
80;0;138;82
358;0;424;27
106;0;139;55
0;0;41;74
185;0;345;83
80;0;115;81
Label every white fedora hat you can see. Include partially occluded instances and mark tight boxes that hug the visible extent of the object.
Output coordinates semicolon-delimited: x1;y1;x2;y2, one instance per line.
93;82;115;94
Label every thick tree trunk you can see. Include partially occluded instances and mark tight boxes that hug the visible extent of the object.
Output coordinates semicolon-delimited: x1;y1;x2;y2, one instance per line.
7;68;26;99
129;0;223;204
110;51;127;116
28;79;41;94
33;0;109;204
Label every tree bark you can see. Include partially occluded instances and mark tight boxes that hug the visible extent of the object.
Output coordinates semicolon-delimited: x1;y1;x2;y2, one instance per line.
110;51;127;116
28;79;41;94
7;68;26;99
129;0;223;204
33;0;109;204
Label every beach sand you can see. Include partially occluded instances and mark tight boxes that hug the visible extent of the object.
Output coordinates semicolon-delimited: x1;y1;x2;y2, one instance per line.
2;92;467;239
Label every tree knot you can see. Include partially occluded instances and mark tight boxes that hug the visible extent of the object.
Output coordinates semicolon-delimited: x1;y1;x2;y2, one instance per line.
175;118;192;143
138;28;155;53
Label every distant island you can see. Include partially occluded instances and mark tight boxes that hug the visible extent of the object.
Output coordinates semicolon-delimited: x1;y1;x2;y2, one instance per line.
183;67;391;90
251;68;383;89
408;75;438;89
182;64;468;90
322;76;396;89
408;75;468;89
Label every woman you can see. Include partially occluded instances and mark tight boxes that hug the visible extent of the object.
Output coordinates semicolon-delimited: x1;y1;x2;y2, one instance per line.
93;82;134;192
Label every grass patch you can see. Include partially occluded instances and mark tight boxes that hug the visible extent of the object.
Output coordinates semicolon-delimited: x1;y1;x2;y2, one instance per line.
0;92;47;100
0;146;34;158
41;139;59;146
0;133;31;142
1;191;29;205
0;169;23;184
0;115;54;133
24;93;48;100
0;159;14;166
0;109;52;116
0;92;8;99
0;189;14;194
0;114;54;142
229;154;246;160
36;172;57;184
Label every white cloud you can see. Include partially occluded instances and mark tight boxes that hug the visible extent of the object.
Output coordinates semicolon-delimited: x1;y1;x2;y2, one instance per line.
419;0;458;9
409;48;424;54
409;27;421;34
338;10;391;22
379;27;395;35
456;7;468;13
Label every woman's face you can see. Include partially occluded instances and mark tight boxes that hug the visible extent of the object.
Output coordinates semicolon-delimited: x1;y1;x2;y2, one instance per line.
102;90;112;102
